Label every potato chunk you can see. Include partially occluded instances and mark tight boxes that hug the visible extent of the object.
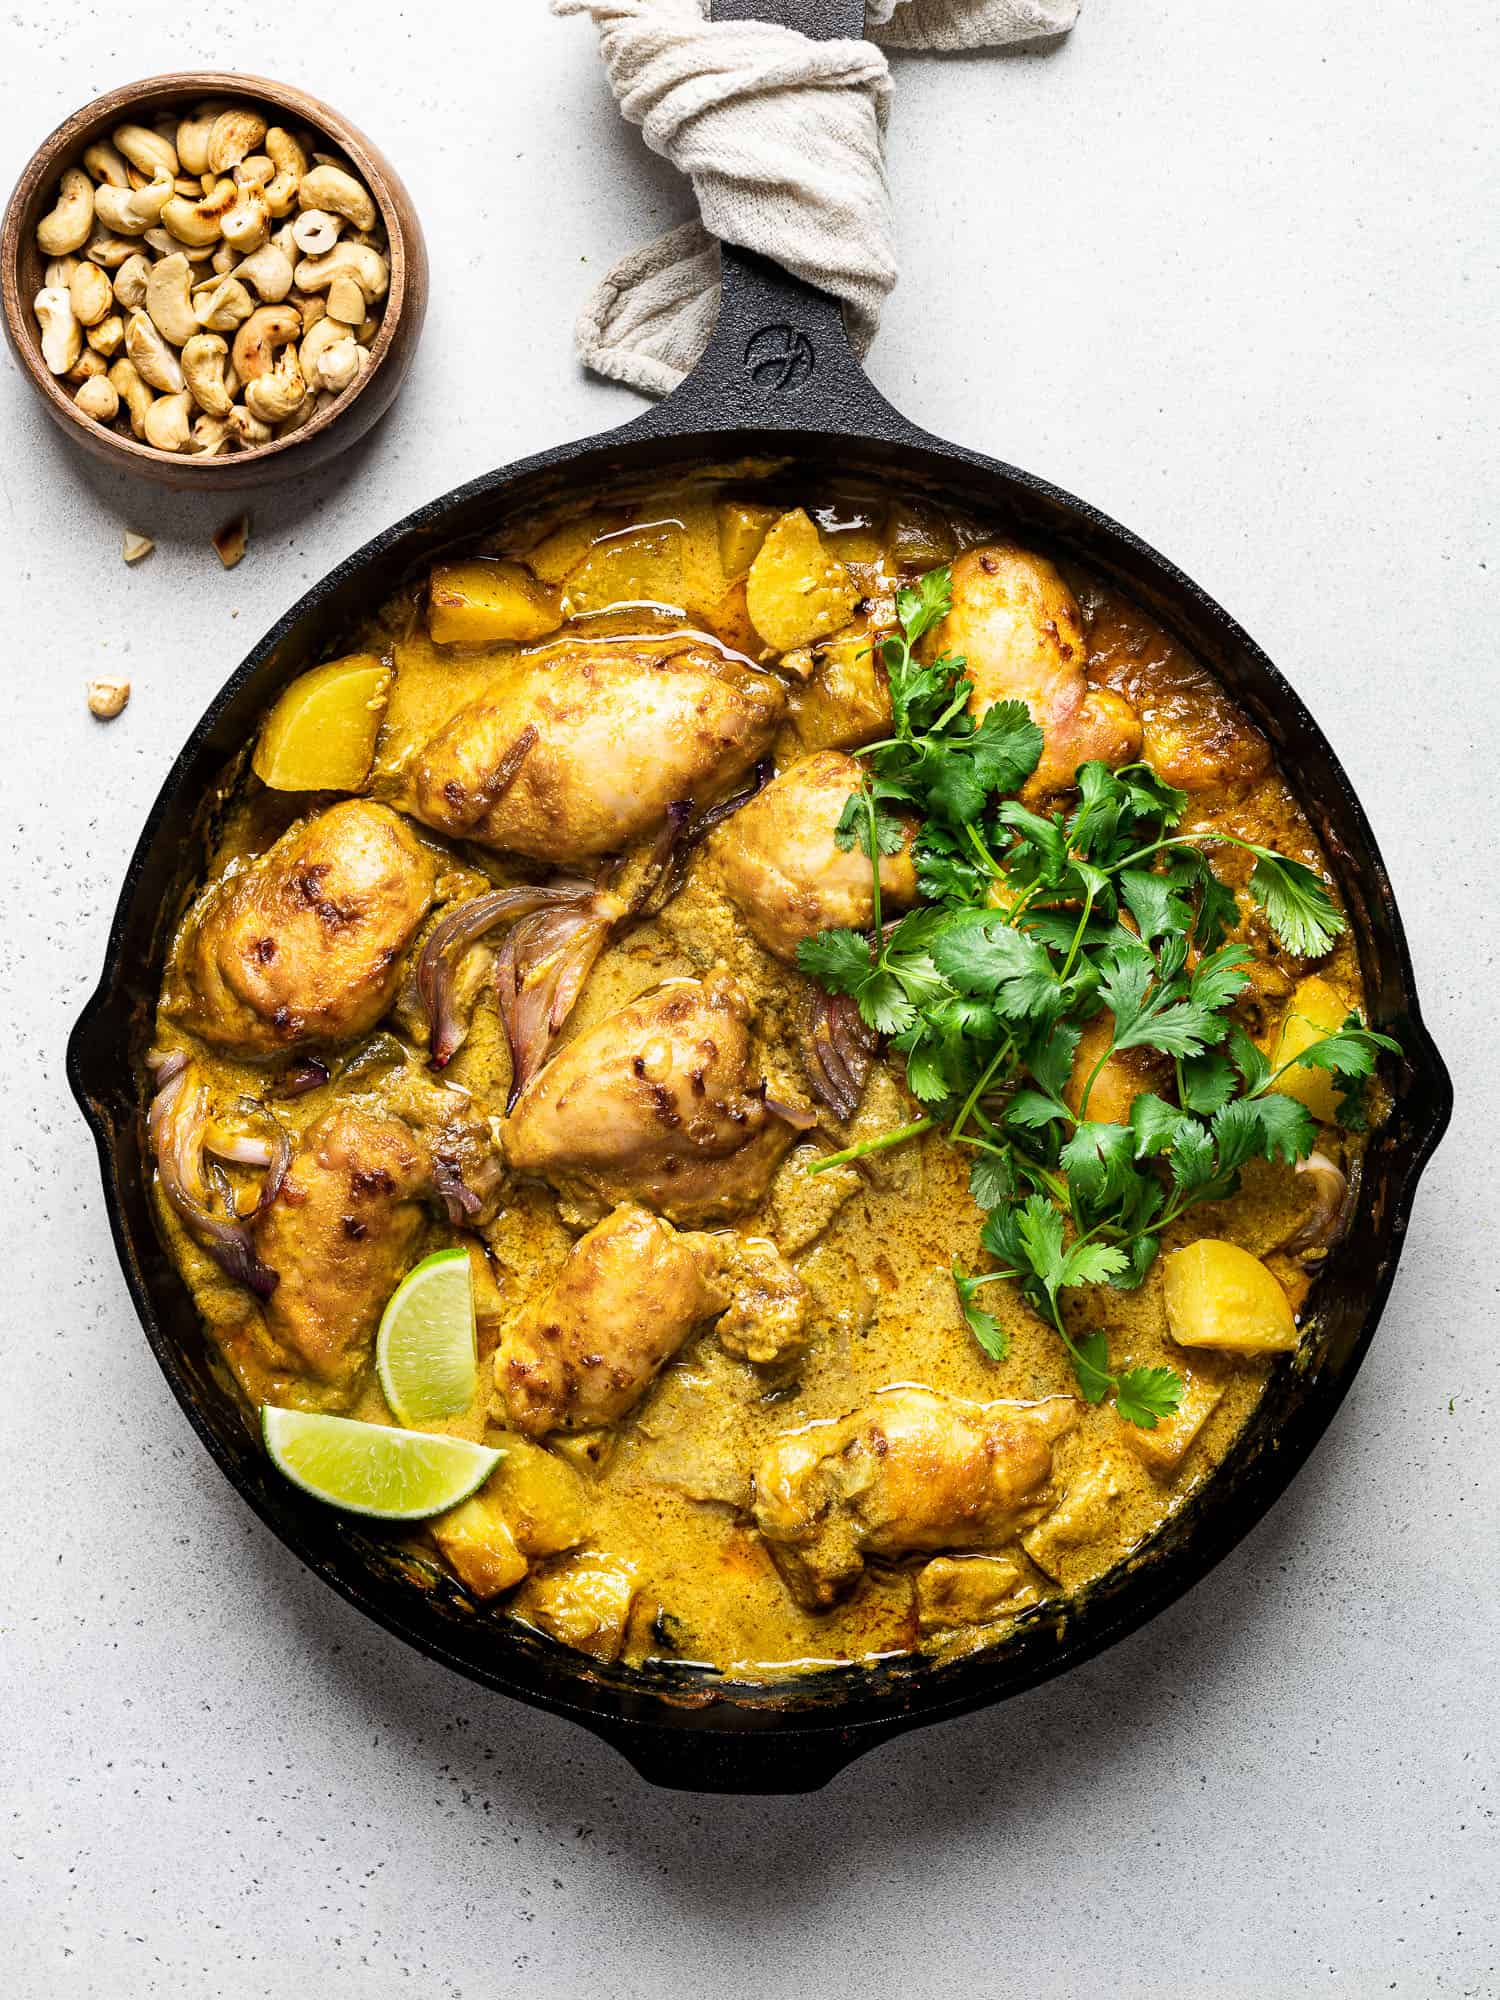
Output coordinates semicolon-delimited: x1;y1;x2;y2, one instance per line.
1162;1239;1299;1355
1269;975;1353;1124
519;1554;638;1661
718;500;778;578
428;559;562;645
745;508;859;652
489;1437;588;1556
429;1486;528;1599
251;653;391;793
1119;1371;1225;1479
562;521;687;616
916;1555;1035;1633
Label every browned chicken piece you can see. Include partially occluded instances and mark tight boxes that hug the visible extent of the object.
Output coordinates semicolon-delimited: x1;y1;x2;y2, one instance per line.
254;1104;429;1394
500;968;794;1226
494;1203;727;1436
706;750;917;964
752;1386;1076;1609
404;639;784;864
713;1236;811;1366
925;545;1141;798
175;801;438;1055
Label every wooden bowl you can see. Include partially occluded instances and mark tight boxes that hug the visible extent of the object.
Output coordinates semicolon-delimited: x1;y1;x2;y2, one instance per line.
0;72;428;490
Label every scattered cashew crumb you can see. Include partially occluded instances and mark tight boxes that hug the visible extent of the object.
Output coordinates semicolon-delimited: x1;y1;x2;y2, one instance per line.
213;514;250;568
122;530;155;564
87;676;131;719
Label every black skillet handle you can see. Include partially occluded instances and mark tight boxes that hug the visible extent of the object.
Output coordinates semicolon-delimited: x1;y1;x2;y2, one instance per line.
585;1713;904;1795
625;0;917;446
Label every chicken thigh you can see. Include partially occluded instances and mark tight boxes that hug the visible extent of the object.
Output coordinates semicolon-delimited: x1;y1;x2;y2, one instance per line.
752;1386;1076;1609
926;545;1141;798
174;801;438;1055
404;640;784;864
500;968;794;1225
706;750;917;963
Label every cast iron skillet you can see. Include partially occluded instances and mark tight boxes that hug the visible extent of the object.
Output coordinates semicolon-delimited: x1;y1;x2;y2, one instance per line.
67;0;1451;1792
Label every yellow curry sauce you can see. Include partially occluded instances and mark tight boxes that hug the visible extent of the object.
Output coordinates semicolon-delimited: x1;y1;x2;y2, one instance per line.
148;477;1369;1679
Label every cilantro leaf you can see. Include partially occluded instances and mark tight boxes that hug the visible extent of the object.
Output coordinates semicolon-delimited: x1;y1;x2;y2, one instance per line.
1130;1091;1185;1157
1213;1092;1316;1172
796;928;872;995
1249;853;1344;958
1179;1050;1237;1115
1070;1329;1114;1403
1060;1121;1139;1207
953;1265;1010;1359
1115;1366;1185;1429
932;917;1060;1022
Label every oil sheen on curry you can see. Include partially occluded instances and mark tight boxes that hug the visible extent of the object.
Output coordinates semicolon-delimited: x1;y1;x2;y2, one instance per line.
146;477;1383;1680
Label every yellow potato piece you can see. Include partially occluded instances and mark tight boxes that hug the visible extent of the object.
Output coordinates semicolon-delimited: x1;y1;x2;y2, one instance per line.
789;625;894;753
429;1487;528;1599
1119;1371;1225;1479
490;1437;588;1558
524;516;604;585
1269;975;1352;1124
1162;1239;1299;1355
718;500;778;578
745;508;860;653
562;521;687;616
428;559;562;645
251;653;392;794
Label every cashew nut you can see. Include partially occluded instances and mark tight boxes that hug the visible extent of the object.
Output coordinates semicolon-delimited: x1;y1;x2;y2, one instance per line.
69;347;106;382
143;225;214;263
75;374;120;422
209;241;239;276
36;169;95;256
68;261;114;327
299;313;348;380
235;154;273;188
325;274;366;326
94;170;174;236
190;412;233;455
83;139;131;188
275;389;320;437
316;334;361;393
86;313;125;356
143;387;194;451
207;108;267;175
175;102;230;176
230;303;301;382
84;232;139;268
108;357;156;438
112;252;151;309
193;275;255;331
162;180;235;247
293;241;388;302
181;332;233;417
226;404;272;447
144;252;198;346
44;255;80;288
289;289;326;332
244;342;306;423
233;241;294;302
290;208;340;257
87;677;131;719
297;163;377;233
221;184;270;254
124;308;184;392
262;127;307;219
34;286;83;375
114;124;179;180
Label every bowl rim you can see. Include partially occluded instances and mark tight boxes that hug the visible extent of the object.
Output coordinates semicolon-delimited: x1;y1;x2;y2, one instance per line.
0;68;414;471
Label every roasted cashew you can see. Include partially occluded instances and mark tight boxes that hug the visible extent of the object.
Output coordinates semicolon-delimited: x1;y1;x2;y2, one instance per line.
293;241;388;302
298;313;349;382
68;261;114;327
297;163;376;233
75;373;120;421
176;102;230;176
114;124;179;180
112;252;151;309
193;275;254;331
84;232;138;268
209;241;238;276
207;108;267;175
36;169;95;256
144;252;198;345
181;332;233;417
83;139;130;188
190;412;233;455
233;241;294;302
230;303;301;382
143;224;214;263
315;333;361;393
243;342;306;423
221;184;270;254
235;154;273;188
86;312;125;356
291;208;340;257
44;254;79;288
34;286;82;374
325;274;366;325
162;180;235;247
275;389;320;436
124;308;184;392
108;356;155;438
289;289;326;332
94;170;173;236
226;403;272;447
143;387;194;452
69;346;106;382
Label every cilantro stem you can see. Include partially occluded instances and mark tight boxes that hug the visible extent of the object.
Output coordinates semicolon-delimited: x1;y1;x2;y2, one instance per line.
805;1117;933;1176
948;1044;1011;1148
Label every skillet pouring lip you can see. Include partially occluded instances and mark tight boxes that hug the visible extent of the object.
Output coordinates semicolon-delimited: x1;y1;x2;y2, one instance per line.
66;411;1453;1793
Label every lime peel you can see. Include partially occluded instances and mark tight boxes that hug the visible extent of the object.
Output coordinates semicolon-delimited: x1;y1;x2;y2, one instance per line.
261;1406;500;1521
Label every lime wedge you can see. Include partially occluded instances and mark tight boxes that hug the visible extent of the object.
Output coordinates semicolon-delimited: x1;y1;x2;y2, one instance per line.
262;1407;500;1521
376;1248;477;1425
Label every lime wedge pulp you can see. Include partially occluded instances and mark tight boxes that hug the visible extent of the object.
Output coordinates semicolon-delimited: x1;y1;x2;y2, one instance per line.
261;1407;501;1521
375;1248;478;1425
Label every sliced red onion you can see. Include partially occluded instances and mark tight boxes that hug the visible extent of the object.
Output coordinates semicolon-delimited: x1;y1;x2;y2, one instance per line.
273;1058;329;1099
431;1151;482;1224
206;1131;274;1168
493;901;617;1109
148;1068;279;1301
762;1092;818;1132
147;1047;188;1086
1283;1151;1353;1258
805;990;878;1122
685;759;773;845
416;882;594;1068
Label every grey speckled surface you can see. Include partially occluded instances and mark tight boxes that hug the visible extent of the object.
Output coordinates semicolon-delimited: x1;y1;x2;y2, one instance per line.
1;3;1495;1994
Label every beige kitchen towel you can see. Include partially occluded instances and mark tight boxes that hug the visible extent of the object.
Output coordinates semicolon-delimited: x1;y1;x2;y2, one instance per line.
553;0;1079;395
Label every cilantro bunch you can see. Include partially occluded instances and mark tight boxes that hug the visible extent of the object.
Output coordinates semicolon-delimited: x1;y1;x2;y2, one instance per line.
797;566;1397;1427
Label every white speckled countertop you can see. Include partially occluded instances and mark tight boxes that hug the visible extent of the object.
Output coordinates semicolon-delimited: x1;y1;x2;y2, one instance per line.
2;3;1495;1994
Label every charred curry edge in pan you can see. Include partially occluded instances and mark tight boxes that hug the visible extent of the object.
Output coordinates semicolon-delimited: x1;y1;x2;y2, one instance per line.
139;469;1399;1683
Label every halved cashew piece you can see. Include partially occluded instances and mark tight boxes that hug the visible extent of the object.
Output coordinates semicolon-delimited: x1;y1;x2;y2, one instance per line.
113;252;152;309
290;289;326;332
293;241;388;302
231;303;302;382
86;313;125;356
298;313;348;381
124;308;184;392
144;252;198;345
221;185;270;254
162;181;235;247
191;413;233;455
69;261;114;328
227;403;273;447
83;139;131;188
114;124;179;180
36;169;95;256
108;357;156;438
291;208;340;257
94;171;174;236
193;275;255;331
275;390;320;437
244;343;307;423
34;287;82;374
176;102;230;176
209;241;238;275
235;154;273;188
85;232;138;268
181;332;233;417
44;255;80;288
69;347;106;381
75;374;120;422
207;108;267;175
143;387;194;452
233;242;294;302
297;163;376;232
144;224;214;263
325;274;366;326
